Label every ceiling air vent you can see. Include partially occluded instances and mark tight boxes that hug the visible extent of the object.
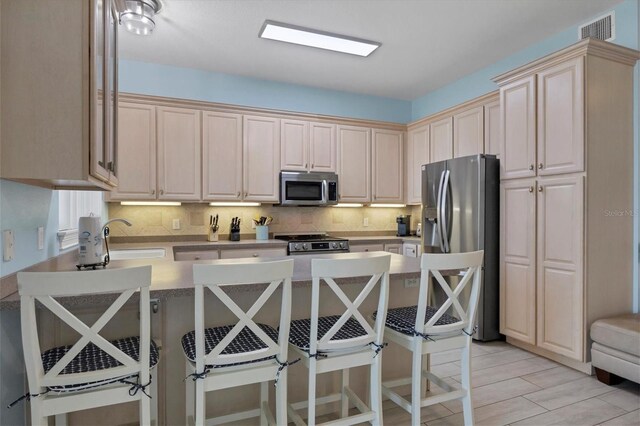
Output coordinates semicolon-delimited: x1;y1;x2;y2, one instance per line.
578;11;615;41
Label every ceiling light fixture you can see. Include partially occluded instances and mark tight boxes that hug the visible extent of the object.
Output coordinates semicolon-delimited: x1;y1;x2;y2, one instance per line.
120;0;162;36
120;201;181;206
259;20;381;57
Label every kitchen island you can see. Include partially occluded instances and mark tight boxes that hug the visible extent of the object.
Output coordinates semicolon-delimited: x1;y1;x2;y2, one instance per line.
0;244;433;425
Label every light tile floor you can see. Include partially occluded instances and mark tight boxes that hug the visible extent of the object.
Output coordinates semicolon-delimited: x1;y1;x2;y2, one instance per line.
317;340;640;426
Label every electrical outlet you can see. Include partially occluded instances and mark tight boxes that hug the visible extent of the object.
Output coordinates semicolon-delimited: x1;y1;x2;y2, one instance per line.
363;217;369;227
3;230;14;261
404;278;419;288
172;219;180;230
37;226;44;250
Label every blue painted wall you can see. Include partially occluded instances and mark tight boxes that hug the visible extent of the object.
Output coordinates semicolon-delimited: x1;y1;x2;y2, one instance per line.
0;180;60;278
119;59;412;124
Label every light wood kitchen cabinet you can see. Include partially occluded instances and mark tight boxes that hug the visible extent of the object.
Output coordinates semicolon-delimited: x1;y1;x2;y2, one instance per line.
280;119;309;171
484;100;501;157
202;112;243;201
243;115;281;202
109;103;156;200
383;243;403;254
219;248;287;259
372;129;404;203
349;244;384;253
157;106;202;200
309;122;337;172
537;57;584;176
337;125;371;203
500;179;537;345
536;175;584;360
402;242;421;258
1;0;120;190
174;250;220;261
406;125;429;205
495;39;638;370
429;117;453;163
453;106;484;158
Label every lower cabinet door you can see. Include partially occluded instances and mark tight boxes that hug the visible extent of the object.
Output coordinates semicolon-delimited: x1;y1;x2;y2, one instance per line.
350;244;384;253
536;175;584;360
219;248;287;259
500;179;537;344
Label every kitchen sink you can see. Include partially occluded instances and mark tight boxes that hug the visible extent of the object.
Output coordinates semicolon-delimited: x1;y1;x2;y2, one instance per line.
109;248;166;260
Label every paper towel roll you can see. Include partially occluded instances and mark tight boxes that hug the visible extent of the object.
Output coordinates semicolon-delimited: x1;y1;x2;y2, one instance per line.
78;216;104;265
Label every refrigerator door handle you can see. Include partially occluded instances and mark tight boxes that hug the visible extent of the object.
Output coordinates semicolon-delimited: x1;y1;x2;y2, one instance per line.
441;170;451;253
436;170;446;252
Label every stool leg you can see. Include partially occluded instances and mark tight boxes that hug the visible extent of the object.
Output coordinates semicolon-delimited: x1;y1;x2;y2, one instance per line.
341;368;349;418
275;368;288;426
195;378;206;426
185;362;195;426
151;374;159;425
260;381;268;426
370;355;383;426
308;357;317;426
411;341;422;426
140;387;151;425
55;413;68;426
460;343;474;426
30;400;47;426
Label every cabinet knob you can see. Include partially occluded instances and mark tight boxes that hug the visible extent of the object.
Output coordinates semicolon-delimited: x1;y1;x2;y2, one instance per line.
195;256;200;260
529;186;534;193
252;253;259;257
538;186;543;192
236;191;240;197
538;163;544;169
151;189;155;195
305;163;308;168
365;249;369;252
529;164;534;171
160;189;164;195
311;163;314;169
244;192;248;198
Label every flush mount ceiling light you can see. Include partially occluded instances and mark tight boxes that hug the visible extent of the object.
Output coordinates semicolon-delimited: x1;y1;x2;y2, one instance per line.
259;20;381;57
120;0;162;36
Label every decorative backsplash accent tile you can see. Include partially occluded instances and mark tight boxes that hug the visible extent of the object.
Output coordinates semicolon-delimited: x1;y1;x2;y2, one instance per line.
106;204;420;237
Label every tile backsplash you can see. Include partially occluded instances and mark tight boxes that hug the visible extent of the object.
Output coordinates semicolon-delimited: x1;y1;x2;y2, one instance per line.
107;204;422;238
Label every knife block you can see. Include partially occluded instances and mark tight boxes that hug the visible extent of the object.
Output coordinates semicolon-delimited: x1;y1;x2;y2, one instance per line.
207;228;218;242
229;230;240;241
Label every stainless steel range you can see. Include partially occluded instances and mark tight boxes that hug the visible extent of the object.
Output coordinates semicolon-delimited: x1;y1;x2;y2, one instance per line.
274;234;349;255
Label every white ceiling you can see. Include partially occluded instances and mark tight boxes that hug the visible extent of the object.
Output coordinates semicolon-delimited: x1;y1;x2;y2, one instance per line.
119;0;623;100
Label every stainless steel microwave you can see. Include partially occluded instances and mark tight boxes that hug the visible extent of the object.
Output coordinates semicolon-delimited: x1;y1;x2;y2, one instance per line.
279;171;339;206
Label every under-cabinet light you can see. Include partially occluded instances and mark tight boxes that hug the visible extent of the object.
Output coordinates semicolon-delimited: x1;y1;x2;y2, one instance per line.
259;20;381;57
369;204;407;208
120;201;181;206
333;203;364;208
209;202;261;207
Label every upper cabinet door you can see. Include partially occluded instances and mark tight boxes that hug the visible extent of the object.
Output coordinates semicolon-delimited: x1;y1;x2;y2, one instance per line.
406;125;430;205
280;119;309;171
202;112;243;201
157;107;202;200
243;115;281;202
110;103;156;200
309;122;337;172
500;179;537;345
337;125;371;203
500;75;536;179
430;117;453;163
537;57;584;176
372;129;404;203
105;0;119;185
90;0;110;183
484;100;501;158
453;106;484;158
536;175;584;360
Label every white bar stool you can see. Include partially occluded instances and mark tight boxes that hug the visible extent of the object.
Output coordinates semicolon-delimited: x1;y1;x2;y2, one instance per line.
183;259;294;426
380;251;484;426
287;254;391;426
15;266;158;426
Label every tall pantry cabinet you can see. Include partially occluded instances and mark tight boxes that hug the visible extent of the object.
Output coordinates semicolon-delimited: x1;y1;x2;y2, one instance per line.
495;39;639;371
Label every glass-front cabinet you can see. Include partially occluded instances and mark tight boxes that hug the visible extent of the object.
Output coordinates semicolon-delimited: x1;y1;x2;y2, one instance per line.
91;0;119;185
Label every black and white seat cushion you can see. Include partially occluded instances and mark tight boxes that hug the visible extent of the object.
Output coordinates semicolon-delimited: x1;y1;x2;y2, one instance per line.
375;305;461;336
288;315;370;353
42;336;160;393
181;323;279;368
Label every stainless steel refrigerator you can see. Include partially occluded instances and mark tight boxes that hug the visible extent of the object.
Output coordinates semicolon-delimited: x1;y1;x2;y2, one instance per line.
421;154;500;341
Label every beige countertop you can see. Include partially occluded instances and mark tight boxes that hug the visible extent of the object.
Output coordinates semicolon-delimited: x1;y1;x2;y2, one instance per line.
0;239;427;309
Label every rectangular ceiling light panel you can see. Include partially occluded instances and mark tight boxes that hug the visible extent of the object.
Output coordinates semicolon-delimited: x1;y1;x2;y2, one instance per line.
259;20;380;57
